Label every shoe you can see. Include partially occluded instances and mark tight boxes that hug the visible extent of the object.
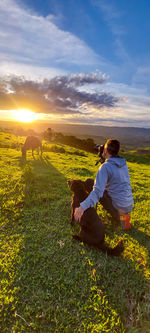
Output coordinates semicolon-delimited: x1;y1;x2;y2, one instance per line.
120;213;131;230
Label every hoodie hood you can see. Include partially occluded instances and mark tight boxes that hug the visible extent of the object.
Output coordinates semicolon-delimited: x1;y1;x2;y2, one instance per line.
107;156;126;168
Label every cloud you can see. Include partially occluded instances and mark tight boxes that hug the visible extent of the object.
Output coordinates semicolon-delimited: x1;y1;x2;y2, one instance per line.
0;73;150;127
0;0;129;85
0;61;66;80
0;0;103;75
57;72;108;87
60;111;150;128
0;73;120;114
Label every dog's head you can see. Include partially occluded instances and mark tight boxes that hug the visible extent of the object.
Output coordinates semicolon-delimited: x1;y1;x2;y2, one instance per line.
67;179;86;194
84;178;94;193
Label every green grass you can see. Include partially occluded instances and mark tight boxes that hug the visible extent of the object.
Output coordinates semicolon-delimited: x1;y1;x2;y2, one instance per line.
0;132;150;332
121;148;150;165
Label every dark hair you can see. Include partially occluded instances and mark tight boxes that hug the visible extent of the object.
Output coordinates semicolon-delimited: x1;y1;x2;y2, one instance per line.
105;139;120;156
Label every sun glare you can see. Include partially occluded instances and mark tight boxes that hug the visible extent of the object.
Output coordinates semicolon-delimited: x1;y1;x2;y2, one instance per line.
13;109;38;122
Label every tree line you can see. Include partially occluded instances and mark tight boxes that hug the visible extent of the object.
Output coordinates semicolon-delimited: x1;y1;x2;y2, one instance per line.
43;127;96;153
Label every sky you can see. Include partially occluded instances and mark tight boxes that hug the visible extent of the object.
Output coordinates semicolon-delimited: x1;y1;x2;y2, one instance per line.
0;0;150;127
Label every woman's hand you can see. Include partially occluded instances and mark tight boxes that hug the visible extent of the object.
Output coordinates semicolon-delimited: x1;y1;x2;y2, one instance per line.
74;206;84;222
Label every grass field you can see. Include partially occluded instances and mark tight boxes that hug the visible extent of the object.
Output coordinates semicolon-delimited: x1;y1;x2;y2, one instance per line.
0;132;150;332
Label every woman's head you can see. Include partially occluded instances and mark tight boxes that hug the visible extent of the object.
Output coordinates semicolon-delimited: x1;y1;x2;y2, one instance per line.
105;139;120;157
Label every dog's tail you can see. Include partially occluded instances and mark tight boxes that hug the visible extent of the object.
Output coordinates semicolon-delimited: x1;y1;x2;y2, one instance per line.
98;239;124;256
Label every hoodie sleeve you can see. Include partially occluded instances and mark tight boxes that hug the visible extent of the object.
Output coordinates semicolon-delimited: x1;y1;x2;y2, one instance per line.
80;163;109;211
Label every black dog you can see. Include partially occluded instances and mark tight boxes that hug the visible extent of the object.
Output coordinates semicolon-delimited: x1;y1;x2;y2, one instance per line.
67;179;124;256
68;179;94;225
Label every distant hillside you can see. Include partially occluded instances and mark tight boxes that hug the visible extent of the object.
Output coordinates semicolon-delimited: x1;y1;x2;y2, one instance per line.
0;120;150;148
50;123;150;148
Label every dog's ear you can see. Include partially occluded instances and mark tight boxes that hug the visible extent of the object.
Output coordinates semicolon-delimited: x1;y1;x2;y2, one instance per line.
84;178;94;193
67;179;75;191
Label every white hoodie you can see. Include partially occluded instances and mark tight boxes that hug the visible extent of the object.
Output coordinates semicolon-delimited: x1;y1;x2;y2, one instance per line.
80;157;133;213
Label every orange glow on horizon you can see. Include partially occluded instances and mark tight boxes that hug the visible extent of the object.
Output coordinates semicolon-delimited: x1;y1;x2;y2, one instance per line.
13;109;39;122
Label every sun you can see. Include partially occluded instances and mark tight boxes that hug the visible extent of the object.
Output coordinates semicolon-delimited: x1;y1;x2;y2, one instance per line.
13;109;38;122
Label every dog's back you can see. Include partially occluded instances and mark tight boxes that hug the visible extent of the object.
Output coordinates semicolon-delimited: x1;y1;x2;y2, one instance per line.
68;179;104;244
68;179;124;256
80;207;105;245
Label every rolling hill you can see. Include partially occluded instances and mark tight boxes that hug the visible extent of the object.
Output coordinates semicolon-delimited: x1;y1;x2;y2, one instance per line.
0;120;150;148
0;131;150;332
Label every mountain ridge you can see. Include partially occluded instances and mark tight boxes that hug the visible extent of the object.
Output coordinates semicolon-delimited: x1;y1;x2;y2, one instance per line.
0;120;150;148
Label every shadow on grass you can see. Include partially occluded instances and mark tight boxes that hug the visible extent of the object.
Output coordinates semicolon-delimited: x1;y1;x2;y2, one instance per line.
125;227;150;250
1;154;150;332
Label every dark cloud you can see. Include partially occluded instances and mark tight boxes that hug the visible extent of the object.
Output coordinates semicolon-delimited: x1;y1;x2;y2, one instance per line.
46;72;108;87
0;73;120;114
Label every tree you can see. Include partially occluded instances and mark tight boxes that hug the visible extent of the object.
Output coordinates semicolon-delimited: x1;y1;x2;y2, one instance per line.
43;128;53;141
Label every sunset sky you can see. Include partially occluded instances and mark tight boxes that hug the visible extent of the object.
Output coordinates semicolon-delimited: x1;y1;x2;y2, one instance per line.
0;0;150;127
